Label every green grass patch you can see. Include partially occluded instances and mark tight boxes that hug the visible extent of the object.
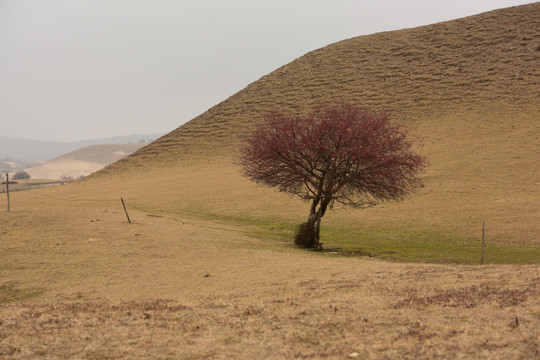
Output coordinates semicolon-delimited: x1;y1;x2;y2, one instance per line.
318;225;539;264
135;204;539;265
181;209;298;243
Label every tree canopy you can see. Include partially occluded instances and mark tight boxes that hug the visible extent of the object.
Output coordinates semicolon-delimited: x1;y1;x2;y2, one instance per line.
240;102;427;248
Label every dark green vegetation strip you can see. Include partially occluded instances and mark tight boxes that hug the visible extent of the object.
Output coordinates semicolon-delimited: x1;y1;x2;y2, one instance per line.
177;210;540;265
320;226;540;265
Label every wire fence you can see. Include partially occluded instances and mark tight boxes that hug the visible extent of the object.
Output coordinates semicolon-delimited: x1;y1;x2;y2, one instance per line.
0;181;71;194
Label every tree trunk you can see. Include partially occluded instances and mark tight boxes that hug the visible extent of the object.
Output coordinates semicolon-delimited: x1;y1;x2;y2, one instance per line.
295;197;328;249
304;209;322;249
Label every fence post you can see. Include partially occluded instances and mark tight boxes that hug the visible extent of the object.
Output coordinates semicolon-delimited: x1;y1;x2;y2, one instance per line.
121;198;131;223
6;173;10;212
480;220;485;265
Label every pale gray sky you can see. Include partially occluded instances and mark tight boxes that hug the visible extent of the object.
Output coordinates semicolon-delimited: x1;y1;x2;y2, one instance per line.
0;0;534;142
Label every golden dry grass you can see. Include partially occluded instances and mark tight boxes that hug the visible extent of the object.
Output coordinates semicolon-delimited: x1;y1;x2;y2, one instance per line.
1;4;540;359
85;104;540;254
1;191;539;358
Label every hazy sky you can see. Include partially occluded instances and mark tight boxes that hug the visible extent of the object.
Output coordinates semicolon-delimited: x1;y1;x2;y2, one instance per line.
0;0;534;142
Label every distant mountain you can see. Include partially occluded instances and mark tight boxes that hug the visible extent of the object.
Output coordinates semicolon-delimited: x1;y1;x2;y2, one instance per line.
0;133;165;162
24;143;145;180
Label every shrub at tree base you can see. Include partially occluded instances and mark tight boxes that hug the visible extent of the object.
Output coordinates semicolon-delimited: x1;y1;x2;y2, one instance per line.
240;101;427;249
294;222;321;248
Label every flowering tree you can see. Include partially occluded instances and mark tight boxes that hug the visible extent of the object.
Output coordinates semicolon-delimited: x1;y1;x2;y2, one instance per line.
240;102;427;249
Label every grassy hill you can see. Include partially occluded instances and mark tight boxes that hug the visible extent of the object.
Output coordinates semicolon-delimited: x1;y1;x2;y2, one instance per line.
81;3;540;262
110;2;538;163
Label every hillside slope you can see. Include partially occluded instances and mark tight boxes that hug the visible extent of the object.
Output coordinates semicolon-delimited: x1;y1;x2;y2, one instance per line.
84;3;538;253
111;2;539;165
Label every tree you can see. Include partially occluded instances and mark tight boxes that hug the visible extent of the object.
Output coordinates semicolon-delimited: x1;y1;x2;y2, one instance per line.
240;102;427;249
12;171;31;180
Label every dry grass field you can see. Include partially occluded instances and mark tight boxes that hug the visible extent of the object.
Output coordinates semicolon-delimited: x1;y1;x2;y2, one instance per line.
1;192;539;359
1;3;539;359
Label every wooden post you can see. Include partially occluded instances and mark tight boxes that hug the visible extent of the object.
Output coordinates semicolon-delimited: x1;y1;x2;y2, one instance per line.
6;173;10;212
481;220;485;265
121;197;131;223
